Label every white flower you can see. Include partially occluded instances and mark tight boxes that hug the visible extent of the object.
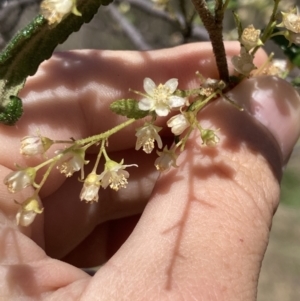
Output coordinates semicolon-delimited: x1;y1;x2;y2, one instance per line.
15;196;44;227
138;77;186;116
20;135;53;156
99;159;137;191
240;25;263;51
280;8;300;33
277;8;300;46
80;172;101;203
135;123;163;154
155;146;178;172
167;113;190;135
40;0;81;25
4;168;36;193
57;149;87;178
231;47;256;76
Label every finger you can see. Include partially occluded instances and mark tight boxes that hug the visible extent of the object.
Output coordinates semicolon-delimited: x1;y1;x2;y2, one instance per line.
81;76;300;300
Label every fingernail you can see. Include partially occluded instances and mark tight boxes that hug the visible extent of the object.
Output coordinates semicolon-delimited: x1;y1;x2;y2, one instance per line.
227;76;300;163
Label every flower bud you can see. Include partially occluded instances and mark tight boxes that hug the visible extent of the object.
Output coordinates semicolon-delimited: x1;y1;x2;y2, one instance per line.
20;135;53;156
15;196;43;227
4;168;36;193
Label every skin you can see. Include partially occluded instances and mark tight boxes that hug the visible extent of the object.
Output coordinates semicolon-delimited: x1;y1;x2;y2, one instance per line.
0;42;300;300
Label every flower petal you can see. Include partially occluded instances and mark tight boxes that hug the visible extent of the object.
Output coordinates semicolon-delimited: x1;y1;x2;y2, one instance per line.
143;78;156;95
164;78;178;93
155;105;170;116
168;95;186;108
138;97;154;111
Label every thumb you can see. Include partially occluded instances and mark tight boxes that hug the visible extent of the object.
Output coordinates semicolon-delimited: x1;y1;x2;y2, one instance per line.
82;76;300;301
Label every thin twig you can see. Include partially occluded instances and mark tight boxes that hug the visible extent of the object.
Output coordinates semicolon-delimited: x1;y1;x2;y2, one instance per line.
115;0;209;41
115;0;176;24
191;0;229;82
106;4;151;50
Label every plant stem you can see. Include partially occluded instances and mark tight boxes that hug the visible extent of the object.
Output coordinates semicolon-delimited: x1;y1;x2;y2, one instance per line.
251;0;281;55
191;0;229;83
76;118;136;145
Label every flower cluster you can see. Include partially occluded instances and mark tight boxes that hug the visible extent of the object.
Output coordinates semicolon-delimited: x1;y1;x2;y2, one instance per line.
4;73;223;226
134;76;221;171
80;159;137;203
4;133;137;226
230;5;300;78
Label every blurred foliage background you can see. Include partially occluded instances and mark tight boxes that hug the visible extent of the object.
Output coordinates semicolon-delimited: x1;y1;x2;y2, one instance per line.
0;0;299;300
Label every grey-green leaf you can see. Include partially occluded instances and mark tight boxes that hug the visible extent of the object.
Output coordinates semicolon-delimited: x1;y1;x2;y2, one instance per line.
0;96;23;125
110;99;150;119
0;0;113;125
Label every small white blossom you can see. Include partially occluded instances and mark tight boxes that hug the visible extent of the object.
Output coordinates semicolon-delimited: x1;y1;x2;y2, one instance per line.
4;168;36;193
231;47;256;76
57;149;87;178
277;8;300;45
15;196;44;227
155;146;178;172
135;123;163;154
80;172;101;203
167;113;190;136
279;8;300;33
40;0;81;25
138;77;186;116
20;135;53;156
240;25;263;51
99;159;137;191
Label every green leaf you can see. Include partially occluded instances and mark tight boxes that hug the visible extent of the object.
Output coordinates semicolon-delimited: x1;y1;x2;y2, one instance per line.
0;96;23;125
0;0;113;125
292;77;300;87
110;99;150;119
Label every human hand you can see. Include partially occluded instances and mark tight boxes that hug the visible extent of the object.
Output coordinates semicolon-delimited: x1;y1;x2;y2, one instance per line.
1;42;300;300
